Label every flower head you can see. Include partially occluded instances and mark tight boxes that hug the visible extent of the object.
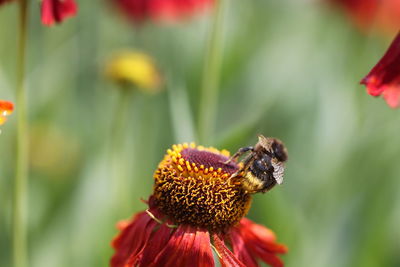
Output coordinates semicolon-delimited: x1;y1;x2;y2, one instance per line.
361;32;400;108
106;51;162;93
110;0;214;24
329;0;400;35
0;100;14;126
111;143;287;267
41;0;78;26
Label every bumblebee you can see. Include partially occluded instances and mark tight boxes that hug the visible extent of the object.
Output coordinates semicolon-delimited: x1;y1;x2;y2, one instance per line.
225;135;288;193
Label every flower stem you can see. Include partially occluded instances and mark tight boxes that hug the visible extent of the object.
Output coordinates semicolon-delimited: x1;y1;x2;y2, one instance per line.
13;1;29;267
111;87;132;216
198;0;227;144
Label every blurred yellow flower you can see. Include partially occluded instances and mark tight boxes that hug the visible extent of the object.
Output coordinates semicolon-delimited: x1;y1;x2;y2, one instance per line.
30;125;81;179
106;51;162;93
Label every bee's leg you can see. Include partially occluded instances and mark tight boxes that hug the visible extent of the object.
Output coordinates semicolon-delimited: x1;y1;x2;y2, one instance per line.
240;153;254;173
223;146;254;164
229;153;254;179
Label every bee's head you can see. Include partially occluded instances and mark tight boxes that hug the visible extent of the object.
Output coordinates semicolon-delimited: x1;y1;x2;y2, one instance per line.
271;140;288;162
257;135;288;162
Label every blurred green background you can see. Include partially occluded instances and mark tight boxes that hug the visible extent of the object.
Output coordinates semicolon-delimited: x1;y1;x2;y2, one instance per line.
1;0;400;266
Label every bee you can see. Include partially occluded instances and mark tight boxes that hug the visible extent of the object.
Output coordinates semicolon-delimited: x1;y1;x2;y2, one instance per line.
225;135;288;193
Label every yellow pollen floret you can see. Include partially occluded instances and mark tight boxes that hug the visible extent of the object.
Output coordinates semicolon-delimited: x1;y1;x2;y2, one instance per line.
153;144;252;232
186;162;192;171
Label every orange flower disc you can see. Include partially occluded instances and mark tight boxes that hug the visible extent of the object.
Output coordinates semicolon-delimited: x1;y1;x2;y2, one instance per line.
153;143;252;232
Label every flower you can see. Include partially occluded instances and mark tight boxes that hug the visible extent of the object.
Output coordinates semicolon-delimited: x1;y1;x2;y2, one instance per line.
329;0;400;34
361;32;400;108
111;143;287;267
41;0;78;26
1;0;77;26
29;125;81;178
110;0;214;24
0;100;14;126
106;51;162;93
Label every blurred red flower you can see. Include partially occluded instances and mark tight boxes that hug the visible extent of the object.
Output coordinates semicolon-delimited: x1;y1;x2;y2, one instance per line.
361;32;400;108
330;0;400;34
111;0;214;24
111;143;287;267
0;0;77;26
0;0;13;5
41;0;78;26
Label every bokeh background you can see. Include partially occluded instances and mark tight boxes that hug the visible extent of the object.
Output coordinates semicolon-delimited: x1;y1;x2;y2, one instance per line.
1;0;400;266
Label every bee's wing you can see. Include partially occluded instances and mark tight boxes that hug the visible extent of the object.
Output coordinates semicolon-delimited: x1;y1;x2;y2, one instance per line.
271;159;285;184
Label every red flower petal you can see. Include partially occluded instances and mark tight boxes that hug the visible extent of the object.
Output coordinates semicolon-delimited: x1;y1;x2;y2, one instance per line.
234;218;287;267
230;229;259;267
110;211;159;267
149;225;193;266
213;233;246;267
238;218;288;254
149;225;214;267
41;0;78;26
137;223;173;266
361;32;400;108
189;228;214;267
382;85;400;108
115;219;131;231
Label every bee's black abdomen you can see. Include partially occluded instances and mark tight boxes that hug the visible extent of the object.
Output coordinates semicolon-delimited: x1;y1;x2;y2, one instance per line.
249;154;276;191
253;159;268;173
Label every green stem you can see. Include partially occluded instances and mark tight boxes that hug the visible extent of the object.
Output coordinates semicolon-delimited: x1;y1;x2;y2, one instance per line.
110;87;132;216
13;1;29;267
198;0;227;144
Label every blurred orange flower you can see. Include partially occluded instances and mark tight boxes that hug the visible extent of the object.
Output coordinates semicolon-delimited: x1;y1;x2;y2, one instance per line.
0;100;14;126
111;143;287;267
361;32;400;108
329;0;400;35
110;0;214;24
